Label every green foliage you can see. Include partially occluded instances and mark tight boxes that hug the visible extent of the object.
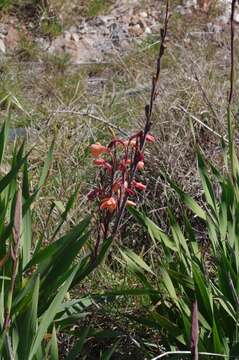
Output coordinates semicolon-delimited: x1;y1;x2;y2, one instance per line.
0;0;12;10
17;36;40;61
115;109;239;356
40;18;62;37
86;0;113;17
0;112;116;359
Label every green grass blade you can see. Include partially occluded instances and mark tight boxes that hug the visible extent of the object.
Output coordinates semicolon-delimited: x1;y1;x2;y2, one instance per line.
29;265;79;360
101;339;121;360
0;118;10;165
128;207;177;251
227;108;239;183
37;139;54;190
164;175;206;220
0;144;29;194
50;325;59;360
66;327;90;360
119;248;155;275
22;159;32;267
40;232;90;302
51;186;79;241
24;218;90;271
192;264;213;326
212;319;224;353
197;152;218;217
17;274;40;359
161;267;178;305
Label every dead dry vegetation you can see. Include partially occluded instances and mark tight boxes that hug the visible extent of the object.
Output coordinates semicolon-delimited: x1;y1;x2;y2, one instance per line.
0;0;239;358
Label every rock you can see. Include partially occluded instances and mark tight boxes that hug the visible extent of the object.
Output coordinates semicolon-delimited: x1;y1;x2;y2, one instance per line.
48;31;103;64
0;24;8;36
184;0;197;8
217;0;239;23
176;5;192;16
145;26;152;34
35;37;50;51
44;1;162;63
235;12;239;23
129;23;144;37
4;26;20;50
0;39;6;54
8;127;37;143
139;11;148;18
128;15;148;37
8;128;27;142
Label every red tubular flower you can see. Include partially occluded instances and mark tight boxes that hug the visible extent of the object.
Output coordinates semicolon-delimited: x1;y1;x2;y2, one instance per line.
137;161;144;170
90;143;108;157
125;188;135;196
93;158;112;173
94;158;106;166
100;197;117;213
133;181;146;191
145;134;155;143
118;159;131;172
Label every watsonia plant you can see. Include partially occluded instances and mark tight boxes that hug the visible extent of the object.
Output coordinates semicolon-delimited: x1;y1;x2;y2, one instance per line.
87;1;169;257
0;111;117;359
88;131;155;257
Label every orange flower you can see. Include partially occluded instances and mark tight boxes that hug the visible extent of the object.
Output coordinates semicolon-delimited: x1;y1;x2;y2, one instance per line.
94;158;105;166
145;134;155;143
133;181;146;190
137;161;144;170
90;143;108;157
100;197;117;213
126;200;136;207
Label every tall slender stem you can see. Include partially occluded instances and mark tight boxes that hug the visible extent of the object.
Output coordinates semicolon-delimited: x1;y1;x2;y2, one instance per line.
228;0;237;107
112;1;170;238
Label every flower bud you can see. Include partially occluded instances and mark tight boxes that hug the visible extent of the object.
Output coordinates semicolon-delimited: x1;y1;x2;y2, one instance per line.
90;143;108;157
100;197;117;213
133;181;146;191
94;158;105;166
145;134;155;143
137;161;144;170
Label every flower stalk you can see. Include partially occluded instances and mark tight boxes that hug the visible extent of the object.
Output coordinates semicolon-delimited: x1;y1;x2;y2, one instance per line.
88;1;170;257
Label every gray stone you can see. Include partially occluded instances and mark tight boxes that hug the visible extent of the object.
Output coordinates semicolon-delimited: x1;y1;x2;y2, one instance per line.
0;39;6;54
8;128;27;142
0;24;8;35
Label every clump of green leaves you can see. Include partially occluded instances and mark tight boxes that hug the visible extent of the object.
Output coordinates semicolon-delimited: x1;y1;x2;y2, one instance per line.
40;17;62;37
118;107;239;357
0;107;117;358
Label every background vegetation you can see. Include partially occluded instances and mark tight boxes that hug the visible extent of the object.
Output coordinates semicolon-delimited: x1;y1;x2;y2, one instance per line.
0;0;239;359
